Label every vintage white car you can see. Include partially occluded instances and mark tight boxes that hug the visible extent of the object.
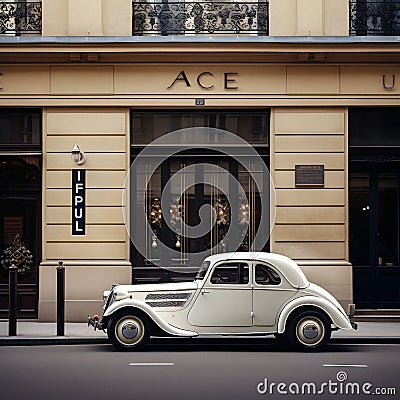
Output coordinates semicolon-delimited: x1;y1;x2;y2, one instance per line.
88;252;357;351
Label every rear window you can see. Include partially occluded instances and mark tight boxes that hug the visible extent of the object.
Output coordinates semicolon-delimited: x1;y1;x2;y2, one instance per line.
255;264;281;285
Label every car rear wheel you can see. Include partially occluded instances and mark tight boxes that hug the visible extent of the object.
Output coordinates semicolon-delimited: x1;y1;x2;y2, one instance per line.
107;311;150;351
287;310;331;351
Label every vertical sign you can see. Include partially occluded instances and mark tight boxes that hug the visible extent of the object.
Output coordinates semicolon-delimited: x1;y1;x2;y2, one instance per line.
72;169;85;235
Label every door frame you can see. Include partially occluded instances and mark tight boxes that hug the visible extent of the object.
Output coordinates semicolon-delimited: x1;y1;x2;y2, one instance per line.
0;187;42;318
350;156;400;309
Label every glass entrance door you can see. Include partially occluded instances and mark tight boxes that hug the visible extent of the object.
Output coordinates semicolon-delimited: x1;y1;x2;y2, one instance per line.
0;157;41;318
132;156;268;277
350;170;400;308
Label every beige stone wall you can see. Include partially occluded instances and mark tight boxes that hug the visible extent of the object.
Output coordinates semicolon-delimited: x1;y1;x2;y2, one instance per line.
42;0;132;36
269;0;348;36
42;0;69;36
270;107;352;306
38;108;131;321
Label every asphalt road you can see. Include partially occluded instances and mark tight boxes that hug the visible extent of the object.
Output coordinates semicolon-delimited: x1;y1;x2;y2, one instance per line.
0;340;398;400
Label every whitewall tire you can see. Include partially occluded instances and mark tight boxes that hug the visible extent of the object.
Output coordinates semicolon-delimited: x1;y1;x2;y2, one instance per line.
287;310;331;351
107;311;150;351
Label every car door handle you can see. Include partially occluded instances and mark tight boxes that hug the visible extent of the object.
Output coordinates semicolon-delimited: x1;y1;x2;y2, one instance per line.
201;290;210;295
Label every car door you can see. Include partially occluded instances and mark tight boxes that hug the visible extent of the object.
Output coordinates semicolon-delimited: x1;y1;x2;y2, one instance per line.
252;262;297;327
188;261;252;327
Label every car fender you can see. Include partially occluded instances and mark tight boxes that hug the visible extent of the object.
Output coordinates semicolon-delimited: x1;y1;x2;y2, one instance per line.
103;299;198;337
277;295;353;334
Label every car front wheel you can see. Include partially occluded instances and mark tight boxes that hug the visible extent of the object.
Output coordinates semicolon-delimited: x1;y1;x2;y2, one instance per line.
107;311;150;351
287;310;331;351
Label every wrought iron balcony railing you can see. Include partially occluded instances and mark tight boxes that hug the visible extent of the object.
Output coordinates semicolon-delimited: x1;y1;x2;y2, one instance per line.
132;1;269;35
350;0;400;35
0;1;41;35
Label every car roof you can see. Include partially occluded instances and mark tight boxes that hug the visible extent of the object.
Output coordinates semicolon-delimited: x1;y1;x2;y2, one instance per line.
204;252;309;289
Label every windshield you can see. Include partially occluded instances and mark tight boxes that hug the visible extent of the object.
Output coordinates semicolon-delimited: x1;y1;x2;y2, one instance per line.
195;261;211;280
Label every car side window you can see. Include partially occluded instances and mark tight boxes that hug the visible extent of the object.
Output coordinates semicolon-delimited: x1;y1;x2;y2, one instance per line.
210;263;249;284
255;264;281;286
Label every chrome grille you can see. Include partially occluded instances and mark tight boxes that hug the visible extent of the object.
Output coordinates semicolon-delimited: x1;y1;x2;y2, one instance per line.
147;300;187;308
145;292;191;300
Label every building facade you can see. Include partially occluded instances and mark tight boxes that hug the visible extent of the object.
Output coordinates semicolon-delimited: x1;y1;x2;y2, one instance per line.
0;0;399;321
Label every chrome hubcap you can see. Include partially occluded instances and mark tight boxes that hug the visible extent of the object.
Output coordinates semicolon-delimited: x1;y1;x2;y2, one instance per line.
296;317;325;346
302;323;319;339
122;322;138;339
115;316;144;346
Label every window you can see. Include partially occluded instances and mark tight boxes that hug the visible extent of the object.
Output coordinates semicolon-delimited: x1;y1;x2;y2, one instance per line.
350;0;400;36
0;1;42;36
349;108;400;147
210;262;249;284
255;264;281;285
195;260;210;280
131;110;269;148
132;158;268;268
130;110;270;274
0;108;41;150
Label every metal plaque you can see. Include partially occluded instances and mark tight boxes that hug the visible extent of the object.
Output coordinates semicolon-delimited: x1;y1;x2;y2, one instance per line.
295;165;324;186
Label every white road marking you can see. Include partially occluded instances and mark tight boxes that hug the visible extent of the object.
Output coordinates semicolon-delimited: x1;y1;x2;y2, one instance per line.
323;364;368;368
129;362;174;366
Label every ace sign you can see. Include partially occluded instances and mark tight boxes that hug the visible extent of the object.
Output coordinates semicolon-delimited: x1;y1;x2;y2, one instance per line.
72;169;85;235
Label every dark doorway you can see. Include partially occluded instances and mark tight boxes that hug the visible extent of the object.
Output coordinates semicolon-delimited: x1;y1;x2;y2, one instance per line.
349;107;400;309
0;108;42;318
350;168;400;308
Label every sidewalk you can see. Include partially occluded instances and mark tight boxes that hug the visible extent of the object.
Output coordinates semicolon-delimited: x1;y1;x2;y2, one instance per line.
0;320;108;345
0;320;399;346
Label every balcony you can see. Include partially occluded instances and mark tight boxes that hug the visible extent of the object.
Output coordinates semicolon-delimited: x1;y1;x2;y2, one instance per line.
0;1;41;35
132;1;269;36
350;0;400;35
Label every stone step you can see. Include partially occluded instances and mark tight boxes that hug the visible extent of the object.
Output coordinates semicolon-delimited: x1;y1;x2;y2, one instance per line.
353;309;400;322
354;315;400;323
355;309;400;316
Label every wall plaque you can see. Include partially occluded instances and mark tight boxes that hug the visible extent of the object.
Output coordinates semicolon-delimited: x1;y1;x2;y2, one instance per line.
72;169;85;235
295;165;324;186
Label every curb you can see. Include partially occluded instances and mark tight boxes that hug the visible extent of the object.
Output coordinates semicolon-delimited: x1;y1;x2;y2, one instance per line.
0;336;399;346
331;337;400;344
0;337;109;346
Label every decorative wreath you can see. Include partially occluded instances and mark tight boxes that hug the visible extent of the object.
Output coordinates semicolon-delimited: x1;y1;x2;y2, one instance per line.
0;234;33;274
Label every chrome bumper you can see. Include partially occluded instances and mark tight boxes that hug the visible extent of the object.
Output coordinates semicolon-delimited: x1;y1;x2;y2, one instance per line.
351;321;358;330
347;303;357;330
87;315;102;331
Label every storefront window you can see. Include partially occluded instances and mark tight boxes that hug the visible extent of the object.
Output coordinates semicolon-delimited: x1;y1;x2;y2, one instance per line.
0;157;40;285
130;110;269;273
349;107;400;147
131;110;268;146
134;158;267;268
0;109;41;148
0;107;42;317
